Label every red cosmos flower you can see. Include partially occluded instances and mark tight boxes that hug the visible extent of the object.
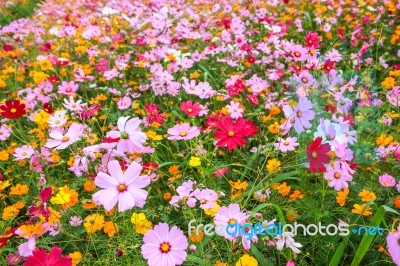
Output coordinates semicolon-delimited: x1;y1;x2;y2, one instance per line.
306;137;331;173
180;101;200;117
247;55;256;64
27;187;52;221
215;117;257;151
0;227;16;249
2;44;13;52
48;76;59;84
305;32;321;48
323;60;336;73
143;162;158;172
227;79;246;96
42;103;54;114
0;100;26;119
145;104;165;124
40;43;52;53
24;246;72;266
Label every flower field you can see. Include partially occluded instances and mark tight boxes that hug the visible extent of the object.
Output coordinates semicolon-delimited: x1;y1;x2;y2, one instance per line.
0;0;400;265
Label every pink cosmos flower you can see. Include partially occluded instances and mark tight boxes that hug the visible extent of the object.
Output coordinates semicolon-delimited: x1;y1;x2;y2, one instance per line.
92;160;150;212
45;123;84;150
169;180;197;208
117;96;131;110
214;203;249;240
194;188;218;210
24;246;72;266
274;137;299;153
387;225;400;265
378;173;396;187
226;101;243;119
167;123;200;140
0;124;11;141
283;97;315;134
69;216;82;227
106;116;147;153
141;223;188;266
324;161;353;191
58;81;78;95
14;145;35;160
103;68;122;80
30;155;43;172
291;44;308;61
276;232;302;254
63;96;83;112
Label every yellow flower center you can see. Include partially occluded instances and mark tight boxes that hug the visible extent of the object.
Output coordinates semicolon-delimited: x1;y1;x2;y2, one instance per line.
22;151;27;156
118;184;126;192
296;111;302;117
61;136;69;142
180;132;187;137
311;151;318;158
187;108;192;113
334;172;341;179
160;242;171;253
294;51;301;57
228;219;237;224
10;108;17;113
55;120;60;124
301;77;308;83
228;131;235;137
284;141;289;146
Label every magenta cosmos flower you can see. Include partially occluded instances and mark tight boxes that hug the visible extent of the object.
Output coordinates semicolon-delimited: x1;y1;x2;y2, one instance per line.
387;225;400;265
45;123;84;150
214;203;249;240
141;223;188;266
167;123;200;140
324;161;352;191
92;160;150;212
106;116;147;153
24;246;72;266
283;97;315;134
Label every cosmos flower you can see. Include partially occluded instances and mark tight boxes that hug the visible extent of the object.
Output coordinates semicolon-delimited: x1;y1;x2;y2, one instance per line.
167;123;200;140
324;161;353;191
0;124;11;141
0;100;26;119
274;137;299;153
378;173;396;187
387;225;400;265
180;101;200;117
306;137;331;173
283;97;315;134
13;145;35;161
215;117;257;151
45;123;84;150
214;203;249;240
141;223;188;266
106;116;147;153
58;81;78;95
92;160;150;212
24;246;72;266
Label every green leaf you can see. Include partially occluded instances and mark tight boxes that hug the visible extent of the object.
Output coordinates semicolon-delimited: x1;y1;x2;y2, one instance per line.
329;236;350;266
351;205;398;266
186;255;208;266
250;245;273;266
252;203;286;226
